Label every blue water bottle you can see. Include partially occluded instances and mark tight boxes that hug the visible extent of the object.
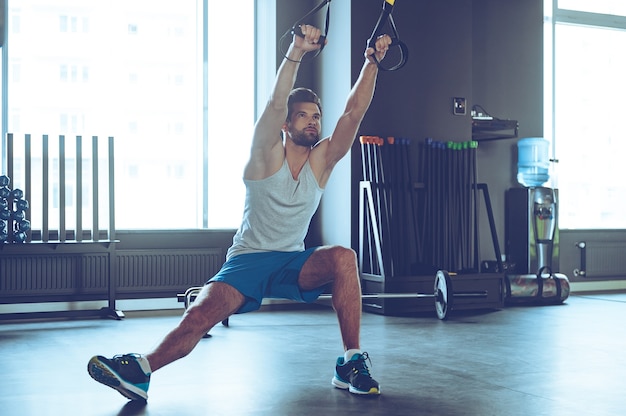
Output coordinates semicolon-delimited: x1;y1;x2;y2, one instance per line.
517;137;550;187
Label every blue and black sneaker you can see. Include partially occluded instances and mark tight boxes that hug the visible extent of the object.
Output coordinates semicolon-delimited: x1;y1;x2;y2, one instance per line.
332;352;380;395
88;353;151;401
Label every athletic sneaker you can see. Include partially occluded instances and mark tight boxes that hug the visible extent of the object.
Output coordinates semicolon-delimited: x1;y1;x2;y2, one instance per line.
332;352;381;395
87;353;151;401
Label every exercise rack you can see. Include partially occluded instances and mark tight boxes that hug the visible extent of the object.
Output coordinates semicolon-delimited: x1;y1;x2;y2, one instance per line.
0;133;121;320
357;135;505;316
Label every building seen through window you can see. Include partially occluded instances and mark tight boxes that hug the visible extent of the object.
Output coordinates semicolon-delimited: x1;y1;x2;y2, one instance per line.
2;0;255;231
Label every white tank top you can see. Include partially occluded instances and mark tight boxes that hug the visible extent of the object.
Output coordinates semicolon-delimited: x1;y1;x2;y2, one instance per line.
226;159;324;260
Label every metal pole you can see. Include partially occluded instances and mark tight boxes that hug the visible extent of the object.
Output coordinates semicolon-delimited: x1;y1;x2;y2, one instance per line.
42;134;49;242
92;136;99;241
59;135;66;242
76;136;83;242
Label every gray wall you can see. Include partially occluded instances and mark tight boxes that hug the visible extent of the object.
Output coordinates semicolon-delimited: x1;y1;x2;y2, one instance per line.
471;0;544;264
334;0;542;268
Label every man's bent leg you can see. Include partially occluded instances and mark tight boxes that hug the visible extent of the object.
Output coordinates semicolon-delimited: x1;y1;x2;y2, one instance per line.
298;246;380;395
298;245;362;351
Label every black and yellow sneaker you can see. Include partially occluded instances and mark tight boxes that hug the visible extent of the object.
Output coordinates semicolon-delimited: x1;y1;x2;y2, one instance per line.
332;352;381;395
88;353;151;401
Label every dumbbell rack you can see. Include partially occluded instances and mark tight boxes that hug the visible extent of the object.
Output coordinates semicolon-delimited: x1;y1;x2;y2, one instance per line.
0;133;122;321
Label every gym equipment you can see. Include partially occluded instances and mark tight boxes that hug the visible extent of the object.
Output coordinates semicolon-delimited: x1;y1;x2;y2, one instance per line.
360;137;482;276
279;0;409;71
0;208;10;220
356;134;505;316
0;177;30;244
11;210;25;221
177;270;490;322
366;0;409;71
13;231;27;243
11;188;24;200
16;199;29;211
279;0;331;61
505;266;570;305
17;219;31;232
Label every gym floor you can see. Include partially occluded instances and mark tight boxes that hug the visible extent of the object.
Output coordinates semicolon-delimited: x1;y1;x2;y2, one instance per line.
0;293;624;416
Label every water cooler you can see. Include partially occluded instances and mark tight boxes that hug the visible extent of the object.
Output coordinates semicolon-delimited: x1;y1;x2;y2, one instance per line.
506;186;558;274
506;138;559;274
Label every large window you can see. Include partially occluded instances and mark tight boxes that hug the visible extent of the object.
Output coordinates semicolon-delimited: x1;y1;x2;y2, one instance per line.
1;0;256;230
545;1;626;229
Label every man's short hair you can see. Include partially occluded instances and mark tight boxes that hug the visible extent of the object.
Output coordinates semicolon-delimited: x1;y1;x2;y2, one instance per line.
287;88;322;122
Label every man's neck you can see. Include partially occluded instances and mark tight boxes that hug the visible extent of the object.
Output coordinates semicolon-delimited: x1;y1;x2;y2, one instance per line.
284;140;312;179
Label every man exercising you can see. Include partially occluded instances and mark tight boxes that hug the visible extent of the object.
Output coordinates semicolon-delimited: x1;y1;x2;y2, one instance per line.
88;24;391;400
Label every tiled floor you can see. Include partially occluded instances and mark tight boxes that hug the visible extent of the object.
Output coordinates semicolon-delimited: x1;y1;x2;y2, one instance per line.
1;293;625;415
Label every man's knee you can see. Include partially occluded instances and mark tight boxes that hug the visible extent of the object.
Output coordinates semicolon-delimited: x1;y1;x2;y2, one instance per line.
300;246;358;287
331;245;357;263
184;282;244;327
321;245;358;274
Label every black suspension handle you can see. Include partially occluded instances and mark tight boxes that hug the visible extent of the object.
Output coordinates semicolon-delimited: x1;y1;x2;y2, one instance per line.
287;0;331;56
367;0;408;71
291;29;327;52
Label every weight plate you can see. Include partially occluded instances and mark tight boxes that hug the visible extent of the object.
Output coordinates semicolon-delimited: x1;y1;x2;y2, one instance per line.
434;270;453;320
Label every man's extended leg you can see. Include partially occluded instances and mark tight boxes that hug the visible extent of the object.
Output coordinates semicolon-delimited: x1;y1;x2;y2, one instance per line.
145;281;245;370
88;281;245;400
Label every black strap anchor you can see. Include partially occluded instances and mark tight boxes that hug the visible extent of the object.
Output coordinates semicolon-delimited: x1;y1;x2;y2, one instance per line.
367;0;408;71
279;0;332;62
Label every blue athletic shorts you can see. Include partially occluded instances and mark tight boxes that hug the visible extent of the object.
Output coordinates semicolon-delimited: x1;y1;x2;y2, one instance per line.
207;248;327;314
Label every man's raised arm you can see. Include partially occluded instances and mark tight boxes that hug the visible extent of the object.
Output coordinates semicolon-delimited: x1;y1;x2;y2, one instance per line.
245;25;324;180
313;34;392;186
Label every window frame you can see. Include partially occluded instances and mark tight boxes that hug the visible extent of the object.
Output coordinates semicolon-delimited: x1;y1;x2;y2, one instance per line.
544;0;626;230
0;0;270;231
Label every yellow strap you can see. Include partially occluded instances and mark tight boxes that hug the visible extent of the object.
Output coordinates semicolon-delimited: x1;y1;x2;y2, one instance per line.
385;0;395;5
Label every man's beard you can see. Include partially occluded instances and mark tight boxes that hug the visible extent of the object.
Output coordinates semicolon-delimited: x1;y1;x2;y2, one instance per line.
289;128;320;147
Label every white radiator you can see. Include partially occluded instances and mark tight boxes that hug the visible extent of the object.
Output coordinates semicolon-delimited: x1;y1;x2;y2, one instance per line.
0;253;108;296
116;248;223;292
0;248;223;300
576;241;626;278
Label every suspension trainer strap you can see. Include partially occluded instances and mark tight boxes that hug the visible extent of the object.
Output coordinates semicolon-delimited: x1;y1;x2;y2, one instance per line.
367;0;408;71
279;0;332;62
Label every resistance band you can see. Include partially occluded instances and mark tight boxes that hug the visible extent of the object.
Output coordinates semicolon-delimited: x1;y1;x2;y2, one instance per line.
367;0;408;71
279;0;332;62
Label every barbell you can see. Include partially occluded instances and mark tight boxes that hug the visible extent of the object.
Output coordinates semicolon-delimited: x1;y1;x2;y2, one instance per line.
177;270;488;322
